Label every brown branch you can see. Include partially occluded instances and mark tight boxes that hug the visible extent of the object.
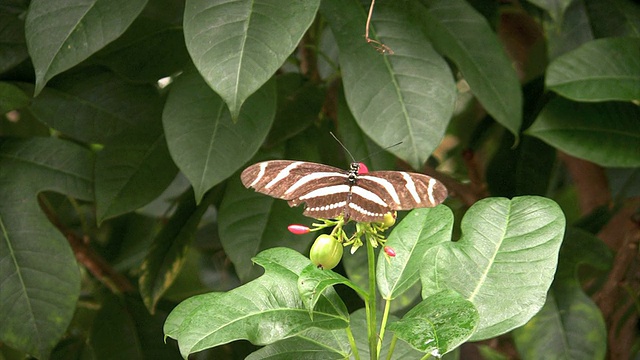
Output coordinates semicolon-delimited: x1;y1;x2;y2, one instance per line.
593;199;640;360
39;195;135;294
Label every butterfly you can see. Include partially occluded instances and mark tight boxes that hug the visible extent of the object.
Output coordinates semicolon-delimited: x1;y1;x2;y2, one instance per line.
241;160;447;223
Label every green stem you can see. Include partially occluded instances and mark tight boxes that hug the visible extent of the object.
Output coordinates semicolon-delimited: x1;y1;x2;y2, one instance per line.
377;298;392;357
346;326;360;360
366;235;378;360
385;336;398;360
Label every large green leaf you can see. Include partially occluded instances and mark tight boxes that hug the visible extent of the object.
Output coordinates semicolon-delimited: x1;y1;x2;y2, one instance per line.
164;248;349;358
139;190;213;313
527;0;575;21
351;308;426;360
245;327;351;359
546;38;640;102
25;0;148;94
95;120;178;224
247;309;427;360
0;137;94;358
217;167;314;282
0;82;30;114
418;0;522;136
90;294;181;360
183;0;320;119
421;196;566;340
377;206;452;300
388;290;479;356
163;69;276;203
298;263;367;316
513;227;610;359
526;97;640;167
264;74;325;147
584;0;640;38
91;17;190;83
321;0;456;169
24;69;163;144
535;0;594;59
336;88;396;171
0;10;29;75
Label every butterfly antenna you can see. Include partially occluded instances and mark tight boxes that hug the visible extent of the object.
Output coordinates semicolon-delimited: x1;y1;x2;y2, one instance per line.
357;141;402;163
330;132;357;163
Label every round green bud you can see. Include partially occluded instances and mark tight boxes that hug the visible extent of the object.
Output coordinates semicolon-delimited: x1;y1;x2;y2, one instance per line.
309;234;343;270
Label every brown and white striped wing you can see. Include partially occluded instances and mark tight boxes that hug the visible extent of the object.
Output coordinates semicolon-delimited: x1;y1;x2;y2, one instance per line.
241;160;351;219
356;171;448;210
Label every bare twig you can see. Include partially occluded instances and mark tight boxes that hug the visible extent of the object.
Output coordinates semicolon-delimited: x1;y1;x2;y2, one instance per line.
39;195;135;293
365;0;393;54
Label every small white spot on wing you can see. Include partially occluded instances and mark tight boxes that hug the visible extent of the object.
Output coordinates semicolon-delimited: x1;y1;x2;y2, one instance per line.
348;203;384;218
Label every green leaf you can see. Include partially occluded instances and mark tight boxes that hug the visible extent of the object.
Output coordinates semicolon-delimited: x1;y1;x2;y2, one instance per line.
0;137;94;359
25;0;148;94
377;206;453;300
139;190;213;313
352;308;427;359
546;38;640;102
527;0;575;21
513;227;610;359
336;87;396;171
0;10;29;75
418;0;522;136
264;74;325;147
0;82;30;114
584;0;640;38
218;168;315;282
163;69;276;203
421;196;566;340
540;0;594;59
164;248;349;358
183;0;320;119
321;0;456;169
388;290;479;356
526;97;640;167
91;17;190;83
298;263;367;316
24;69;164;143
246;327;351;360
90;294;181;360
95;120;178;224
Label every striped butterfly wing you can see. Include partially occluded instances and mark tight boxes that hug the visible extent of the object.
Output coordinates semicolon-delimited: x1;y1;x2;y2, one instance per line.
357;171;448;211
241;160;350;220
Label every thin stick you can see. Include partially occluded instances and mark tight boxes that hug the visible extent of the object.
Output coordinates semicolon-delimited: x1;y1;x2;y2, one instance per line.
365;0;393;54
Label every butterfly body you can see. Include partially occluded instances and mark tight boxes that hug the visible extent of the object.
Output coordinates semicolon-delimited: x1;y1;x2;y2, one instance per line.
241;160;447;223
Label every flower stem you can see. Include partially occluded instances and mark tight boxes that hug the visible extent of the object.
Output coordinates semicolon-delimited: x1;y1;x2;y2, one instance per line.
377;298;392;357
346;326;360;360
366;235;378;360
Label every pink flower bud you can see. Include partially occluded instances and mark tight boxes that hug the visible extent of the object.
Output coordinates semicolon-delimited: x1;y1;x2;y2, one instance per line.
357;162;369;174
288;224;310;234
384;246;396;257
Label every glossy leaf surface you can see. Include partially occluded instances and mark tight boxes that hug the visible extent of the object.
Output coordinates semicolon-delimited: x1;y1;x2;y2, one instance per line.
422;196;566;340
0;138;93;358
164;248;349;358
183;0;320;119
